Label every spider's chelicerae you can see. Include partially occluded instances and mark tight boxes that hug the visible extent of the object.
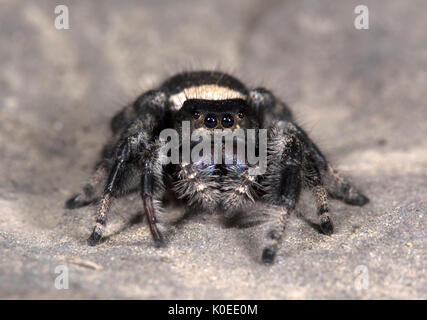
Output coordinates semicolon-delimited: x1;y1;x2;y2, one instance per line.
66;71;369;263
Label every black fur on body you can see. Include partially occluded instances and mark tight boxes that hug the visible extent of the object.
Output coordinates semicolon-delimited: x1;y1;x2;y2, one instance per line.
66;71;369;263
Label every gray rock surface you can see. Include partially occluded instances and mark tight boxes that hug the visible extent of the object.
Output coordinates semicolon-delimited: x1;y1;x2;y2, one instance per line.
0;0;425;299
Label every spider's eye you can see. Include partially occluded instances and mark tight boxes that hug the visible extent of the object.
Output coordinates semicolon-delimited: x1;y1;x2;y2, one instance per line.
221;114;234;128
237;112;244;119
204;114;218;128
192;111;200;119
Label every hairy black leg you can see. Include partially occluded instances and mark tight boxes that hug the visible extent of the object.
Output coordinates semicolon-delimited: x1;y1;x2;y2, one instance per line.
262;129;303;263
248;88;292;127
85;90;168;245
296;126;369;206
250;91;369;206
142;195;163;244
87;193;111;245
275;121;369;207
87;141;131;246
261;166;300;263
65;164;107;209
302;156;335;235
312;185;334;235
262;207;291;263
324;165;369;206
140;155;165;244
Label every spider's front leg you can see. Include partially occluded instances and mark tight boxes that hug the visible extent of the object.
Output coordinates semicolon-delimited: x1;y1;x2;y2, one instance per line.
261;123;335;263
87;131;165;246
87;90;168;246
140;144;165;244
261;129;304;263
87;136;133;246
276;122;335;235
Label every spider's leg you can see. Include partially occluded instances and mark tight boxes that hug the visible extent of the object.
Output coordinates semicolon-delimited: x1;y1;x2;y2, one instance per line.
228;202;290;263
323;164;369;206
274;121;335;235
248;88;292;125
261;206;292;264
87;90;168;246
66;90;167;210
261;128;303;263
313;185;334;234
288;122;369;206
247;89;299;262
87;139;133;246
65;163;107;209
303;160;334;235
249;88;369;207
140;143;165;244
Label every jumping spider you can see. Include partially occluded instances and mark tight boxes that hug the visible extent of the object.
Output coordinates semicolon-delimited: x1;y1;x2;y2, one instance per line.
66;71;369;263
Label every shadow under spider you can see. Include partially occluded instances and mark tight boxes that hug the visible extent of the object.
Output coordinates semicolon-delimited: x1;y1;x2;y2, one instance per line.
223;209;322;233
98;204;325;250
100;210;145;243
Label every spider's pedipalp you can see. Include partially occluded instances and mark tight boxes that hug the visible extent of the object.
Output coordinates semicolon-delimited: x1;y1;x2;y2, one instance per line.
220;164;261;216
173;163;221;212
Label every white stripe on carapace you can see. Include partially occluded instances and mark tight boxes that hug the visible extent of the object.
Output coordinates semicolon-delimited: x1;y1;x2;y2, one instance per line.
169;84;246;110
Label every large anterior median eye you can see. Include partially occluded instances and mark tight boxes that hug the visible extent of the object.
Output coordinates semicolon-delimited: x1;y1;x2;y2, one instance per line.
221;114;234;128
204;114;217;128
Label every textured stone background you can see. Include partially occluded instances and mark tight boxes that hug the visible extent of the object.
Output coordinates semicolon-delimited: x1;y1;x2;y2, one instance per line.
0;0;425;299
